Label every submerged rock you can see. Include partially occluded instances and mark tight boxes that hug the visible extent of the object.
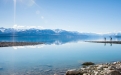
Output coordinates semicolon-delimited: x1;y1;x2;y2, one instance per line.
44;69;52;72
0;67;3;70
46;65;53;67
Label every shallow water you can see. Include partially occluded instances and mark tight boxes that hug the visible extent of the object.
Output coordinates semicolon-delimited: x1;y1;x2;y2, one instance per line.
0;37;121;75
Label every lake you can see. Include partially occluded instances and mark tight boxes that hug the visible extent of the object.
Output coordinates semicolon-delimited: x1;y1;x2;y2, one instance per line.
0;37;121;75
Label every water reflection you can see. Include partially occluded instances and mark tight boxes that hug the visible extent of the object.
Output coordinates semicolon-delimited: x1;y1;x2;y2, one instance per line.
104;43;112;46
0;36;112;45
0;36;121;75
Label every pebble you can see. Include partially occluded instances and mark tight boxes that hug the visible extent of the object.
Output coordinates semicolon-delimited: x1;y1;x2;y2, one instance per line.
54;73;58;75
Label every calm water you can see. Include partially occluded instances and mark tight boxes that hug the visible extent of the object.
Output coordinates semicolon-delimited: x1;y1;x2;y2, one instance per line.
0;37;121;75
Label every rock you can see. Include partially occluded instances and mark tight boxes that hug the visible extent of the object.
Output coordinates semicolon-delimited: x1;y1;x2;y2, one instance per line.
46;65;52;67
66;69;83;75
0;67;3;70
65;61;121;75
117;61;121;64
44;69;51;72
82;62;95;66
113;62;117;65
97;65;103;70
107;70;121;75
26;72;29;74
82;73;86;75
45;64;53;67
108;66;116;70
54;73;58;75
59;71;66;74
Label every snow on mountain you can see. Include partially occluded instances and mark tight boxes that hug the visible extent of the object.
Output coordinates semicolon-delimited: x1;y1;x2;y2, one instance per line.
0;27;84;36
53;29;64;33
0;27;121;37
0;27;5;32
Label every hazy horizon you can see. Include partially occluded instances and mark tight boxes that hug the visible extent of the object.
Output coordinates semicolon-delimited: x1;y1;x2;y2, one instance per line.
1;26;121;34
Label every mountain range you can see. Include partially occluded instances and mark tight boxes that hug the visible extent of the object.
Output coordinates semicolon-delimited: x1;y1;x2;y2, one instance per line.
0;27;121;44
0;27;121;37
0;27;94;37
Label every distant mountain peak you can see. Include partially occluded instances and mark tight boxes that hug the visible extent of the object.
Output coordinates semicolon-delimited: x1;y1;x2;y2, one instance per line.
53;29;64;33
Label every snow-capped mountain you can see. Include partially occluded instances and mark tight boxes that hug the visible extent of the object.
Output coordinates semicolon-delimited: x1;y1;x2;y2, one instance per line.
0;27;121;37
0;27;121;44
0;27;87;36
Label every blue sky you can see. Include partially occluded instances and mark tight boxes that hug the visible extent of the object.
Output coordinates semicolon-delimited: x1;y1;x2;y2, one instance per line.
0;0;121;33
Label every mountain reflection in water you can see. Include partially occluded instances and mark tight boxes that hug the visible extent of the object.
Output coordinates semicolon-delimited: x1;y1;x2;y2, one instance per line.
0;35;102;45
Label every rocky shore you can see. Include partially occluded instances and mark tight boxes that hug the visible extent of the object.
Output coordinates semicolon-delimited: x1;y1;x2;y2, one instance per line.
66;61;121;75
0;42;43;47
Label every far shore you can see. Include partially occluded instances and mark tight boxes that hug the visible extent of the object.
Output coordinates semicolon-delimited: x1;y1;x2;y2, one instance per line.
85;41;121;44
0;42;43;47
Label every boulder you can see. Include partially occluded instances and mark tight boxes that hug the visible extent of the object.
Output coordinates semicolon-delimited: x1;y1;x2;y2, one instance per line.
107;70;121;75
66;69;83;75
108;66;116;70
82;62;95;66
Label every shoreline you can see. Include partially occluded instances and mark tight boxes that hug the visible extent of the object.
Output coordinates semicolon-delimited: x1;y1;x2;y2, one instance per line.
0;42;43;47
85;41;121;44
66;61;121;75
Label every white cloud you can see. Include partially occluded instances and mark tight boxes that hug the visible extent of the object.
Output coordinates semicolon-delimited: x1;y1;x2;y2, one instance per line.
13;24;44;29
13;24;25;29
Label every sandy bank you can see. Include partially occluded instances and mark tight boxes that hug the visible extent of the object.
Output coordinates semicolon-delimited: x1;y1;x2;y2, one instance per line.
0;42;43;47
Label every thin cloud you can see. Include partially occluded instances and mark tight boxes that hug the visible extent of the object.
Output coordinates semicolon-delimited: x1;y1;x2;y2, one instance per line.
13;24;44;29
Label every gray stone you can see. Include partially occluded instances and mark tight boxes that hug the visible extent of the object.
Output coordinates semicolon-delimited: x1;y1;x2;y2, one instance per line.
66;69;83;75
54;73;58;75
65;61;121;75
107;70;121;75
108;66;116;70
